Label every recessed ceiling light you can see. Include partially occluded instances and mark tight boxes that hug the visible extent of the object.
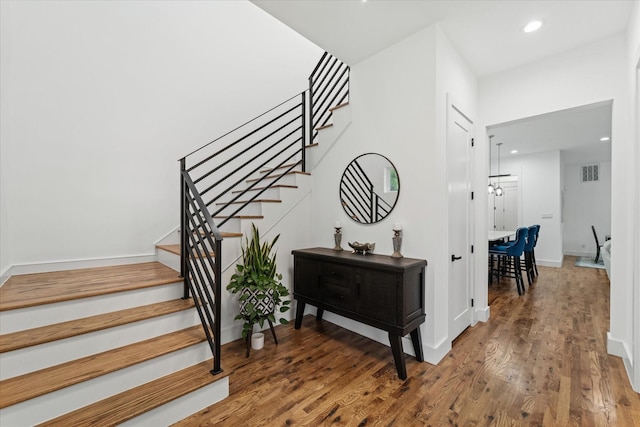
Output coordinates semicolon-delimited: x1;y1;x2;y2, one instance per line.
511;150;518;154
600;137;610;141
524;20;543;33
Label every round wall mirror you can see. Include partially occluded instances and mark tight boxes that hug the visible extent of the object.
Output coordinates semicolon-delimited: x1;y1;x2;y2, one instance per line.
339;153;400;224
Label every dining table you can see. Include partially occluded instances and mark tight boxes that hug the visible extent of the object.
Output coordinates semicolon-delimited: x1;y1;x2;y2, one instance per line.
488;230;516;284
488;230;516;243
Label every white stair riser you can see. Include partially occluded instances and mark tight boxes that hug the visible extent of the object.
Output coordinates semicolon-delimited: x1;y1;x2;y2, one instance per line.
1;309;201;379
158;249;180;272
247;173;299;187
214;202;263;217
0;342;212;426
217;217;241;233
222;186;282;202
0;282;184;335
121;376;229;427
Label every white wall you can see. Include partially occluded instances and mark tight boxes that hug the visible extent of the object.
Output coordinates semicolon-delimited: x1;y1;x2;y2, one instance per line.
0;0;322;278
308;24;478;364
626;0;640;392
478;33;637;387
563;158;612;257
497;151;563;266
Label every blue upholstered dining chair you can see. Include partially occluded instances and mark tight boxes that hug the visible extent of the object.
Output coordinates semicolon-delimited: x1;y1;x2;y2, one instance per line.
530;224;540;277
520;226;538;286
489;227;528;295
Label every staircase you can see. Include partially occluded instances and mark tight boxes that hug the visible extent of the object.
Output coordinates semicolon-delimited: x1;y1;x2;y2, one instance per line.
0;263;229;426
0;52;350;425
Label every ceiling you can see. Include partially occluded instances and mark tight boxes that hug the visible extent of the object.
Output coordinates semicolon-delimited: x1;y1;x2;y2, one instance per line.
251;0;631;161
488;101;612;162
251;0;633;77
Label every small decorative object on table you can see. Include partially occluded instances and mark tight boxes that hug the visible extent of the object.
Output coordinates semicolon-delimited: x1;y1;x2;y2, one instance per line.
333;222;343;251
391;223;403;258
348;241;375;255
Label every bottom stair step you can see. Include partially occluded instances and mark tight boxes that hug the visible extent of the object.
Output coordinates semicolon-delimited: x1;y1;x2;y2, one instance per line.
0;326;207;409
37;359;229;427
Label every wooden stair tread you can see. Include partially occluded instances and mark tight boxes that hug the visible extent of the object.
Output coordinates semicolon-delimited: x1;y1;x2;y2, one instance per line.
37;359;228;427
305;142;319;149
316;123;333;131
215;199;281;205
213;215;263;220
156;244;181;256
0;262;181;312
221;232;243;238
330;101;349;111
156;244;218;258
231;184;298;194
259;162;302;173
246;170;310;183
0;299;196;353
0;326;207;409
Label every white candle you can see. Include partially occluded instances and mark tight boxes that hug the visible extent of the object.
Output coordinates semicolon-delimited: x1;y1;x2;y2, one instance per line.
335;221;341;228
393;223;402;231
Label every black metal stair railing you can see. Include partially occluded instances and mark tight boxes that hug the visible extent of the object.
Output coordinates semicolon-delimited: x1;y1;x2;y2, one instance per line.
177;52;348;375
180;166;223;374
309;52;350;143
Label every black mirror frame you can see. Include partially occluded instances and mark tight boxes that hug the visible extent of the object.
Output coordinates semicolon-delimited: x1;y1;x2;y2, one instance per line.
339;153;400;224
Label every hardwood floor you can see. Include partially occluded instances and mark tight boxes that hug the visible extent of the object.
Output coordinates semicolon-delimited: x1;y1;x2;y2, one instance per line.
174;256;639;426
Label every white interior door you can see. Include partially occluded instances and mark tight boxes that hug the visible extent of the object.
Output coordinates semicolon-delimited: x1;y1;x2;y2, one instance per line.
447;102;473;339
489;178;519;231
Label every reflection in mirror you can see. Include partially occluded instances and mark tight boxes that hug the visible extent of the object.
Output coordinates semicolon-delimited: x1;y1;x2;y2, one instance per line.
340;153;400;224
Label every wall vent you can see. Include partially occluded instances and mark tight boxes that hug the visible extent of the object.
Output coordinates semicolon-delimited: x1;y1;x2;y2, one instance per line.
581;164;599;182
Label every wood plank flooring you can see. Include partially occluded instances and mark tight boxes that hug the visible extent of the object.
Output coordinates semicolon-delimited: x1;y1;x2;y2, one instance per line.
174;256;640;426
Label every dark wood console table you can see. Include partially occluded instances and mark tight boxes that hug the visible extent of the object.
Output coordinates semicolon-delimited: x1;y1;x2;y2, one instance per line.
292;247;427;380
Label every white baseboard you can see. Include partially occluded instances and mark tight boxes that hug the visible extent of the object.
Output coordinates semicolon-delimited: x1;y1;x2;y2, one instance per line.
564;250;595;257
537;257;563;268
423;336;451;365
607;332;632;362
607;332;635;391
474;306;490;323
2;253;158;284
0;268;10;287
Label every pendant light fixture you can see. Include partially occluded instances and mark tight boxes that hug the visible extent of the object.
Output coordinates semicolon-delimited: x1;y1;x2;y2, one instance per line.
488;135;495;194
494;142;503;196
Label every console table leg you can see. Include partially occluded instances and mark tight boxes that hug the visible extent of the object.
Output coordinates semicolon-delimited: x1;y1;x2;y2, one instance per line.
410;327;424;362
316;308;324;321
388;333;407;380
295;301;306;329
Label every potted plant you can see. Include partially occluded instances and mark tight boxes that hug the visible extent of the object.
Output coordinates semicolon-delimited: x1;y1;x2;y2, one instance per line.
226;223;290;355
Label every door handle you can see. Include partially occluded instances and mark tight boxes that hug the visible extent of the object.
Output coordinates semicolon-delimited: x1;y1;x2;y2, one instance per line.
451;255;462;262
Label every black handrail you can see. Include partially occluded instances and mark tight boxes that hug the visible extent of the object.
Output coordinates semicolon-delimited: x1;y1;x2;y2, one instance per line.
180;161;222;375
177;52;348;376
